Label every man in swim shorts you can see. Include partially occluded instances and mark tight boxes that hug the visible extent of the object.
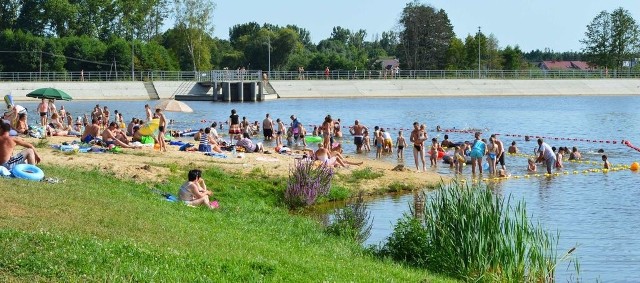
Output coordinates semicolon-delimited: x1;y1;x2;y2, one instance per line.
491;134;506;171
409;122;427;172
349;119;368;153
262;113;274;141
38;98;48;127
81;118;101;143
0;122;40;170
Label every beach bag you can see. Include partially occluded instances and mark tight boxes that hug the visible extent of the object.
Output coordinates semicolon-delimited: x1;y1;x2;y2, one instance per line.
140;135;154;144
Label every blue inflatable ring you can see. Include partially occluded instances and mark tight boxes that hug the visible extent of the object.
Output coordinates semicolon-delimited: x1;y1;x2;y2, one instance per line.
11;164;44;181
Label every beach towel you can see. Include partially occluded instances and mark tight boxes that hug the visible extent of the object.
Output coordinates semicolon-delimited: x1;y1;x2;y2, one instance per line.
205;152;227;158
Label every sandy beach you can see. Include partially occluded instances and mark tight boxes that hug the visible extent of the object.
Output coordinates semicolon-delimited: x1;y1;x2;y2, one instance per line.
30;136;444;194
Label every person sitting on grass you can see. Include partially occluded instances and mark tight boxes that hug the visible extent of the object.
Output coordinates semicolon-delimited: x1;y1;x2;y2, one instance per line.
0;121;40;170
178;169;217;209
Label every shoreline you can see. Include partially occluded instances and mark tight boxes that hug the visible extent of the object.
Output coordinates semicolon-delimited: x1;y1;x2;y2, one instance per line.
30;136;444;195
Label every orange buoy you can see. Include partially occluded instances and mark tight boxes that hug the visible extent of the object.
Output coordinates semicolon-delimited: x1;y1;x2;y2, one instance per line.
631;162;639;171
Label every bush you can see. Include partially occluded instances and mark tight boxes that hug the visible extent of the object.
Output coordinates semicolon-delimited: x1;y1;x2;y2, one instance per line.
382;180;574;282
325;192;373;244
284;160;333;209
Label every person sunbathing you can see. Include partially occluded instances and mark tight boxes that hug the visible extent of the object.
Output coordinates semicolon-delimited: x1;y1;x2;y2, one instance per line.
178;169;217;209
101;122;134;148
81;118;100;143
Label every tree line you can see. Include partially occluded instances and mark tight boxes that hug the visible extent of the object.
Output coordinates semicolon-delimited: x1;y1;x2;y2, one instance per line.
0;0;637;73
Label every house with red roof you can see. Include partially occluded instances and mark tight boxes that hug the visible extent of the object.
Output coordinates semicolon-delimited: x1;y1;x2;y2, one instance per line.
538;60;594;70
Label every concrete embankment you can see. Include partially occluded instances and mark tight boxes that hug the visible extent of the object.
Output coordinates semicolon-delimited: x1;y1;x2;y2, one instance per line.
3;79;638;102
3;81;206;102
271;79;640;98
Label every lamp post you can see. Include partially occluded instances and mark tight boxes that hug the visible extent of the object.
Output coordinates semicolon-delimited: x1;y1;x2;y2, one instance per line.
267;32;271;79
477;26;481;79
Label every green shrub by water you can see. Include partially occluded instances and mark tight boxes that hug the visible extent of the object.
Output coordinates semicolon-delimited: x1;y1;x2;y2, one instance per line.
382;180;575;282
326;192;373;244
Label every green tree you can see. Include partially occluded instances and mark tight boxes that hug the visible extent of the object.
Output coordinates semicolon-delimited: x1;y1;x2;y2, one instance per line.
501;45;526;70
485;34;502;69
379;31;399;57
609;7;640;69
172;0;215;71
581;8;639;69
15;0;47;36
0;0;20;30
445;37;465;69
581;11;613;68
398;1;454;69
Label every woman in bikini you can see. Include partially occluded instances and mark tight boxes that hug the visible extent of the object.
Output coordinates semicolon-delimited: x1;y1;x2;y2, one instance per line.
228;109;242;141
321;115;333;150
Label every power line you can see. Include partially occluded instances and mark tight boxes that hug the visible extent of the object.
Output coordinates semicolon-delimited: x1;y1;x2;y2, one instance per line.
0;50;115;66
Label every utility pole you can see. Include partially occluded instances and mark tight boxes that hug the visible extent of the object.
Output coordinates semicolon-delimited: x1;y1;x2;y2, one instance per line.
268;31;271;79
131;35;135;81
478;26;481;79
39;50;42;79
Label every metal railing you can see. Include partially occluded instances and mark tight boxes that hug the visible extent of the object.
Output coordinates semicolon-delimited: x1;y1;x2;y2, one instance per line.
268;69;640;80
0;69;638;82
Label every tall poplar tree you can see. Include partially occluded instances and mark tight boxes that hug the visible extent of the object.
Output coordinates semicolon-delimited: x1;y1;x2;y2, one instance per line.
398;1;454;70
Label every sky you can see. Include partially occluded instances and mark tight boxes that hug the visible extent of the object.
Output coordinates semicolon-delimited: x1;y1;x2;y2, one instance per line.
209;0;640;52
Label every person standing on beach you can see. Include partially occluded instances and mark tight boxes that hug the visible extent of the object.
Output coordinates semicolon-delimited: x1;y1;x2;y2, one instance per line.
145;104;152;122
321;115;333;150
262;113;274;141
38;98;48;127
275;118;286;145
48;99;57;120
535;138;556;174
410;122;427;172
396;130;407;160
228;109;242;142
349;120;368;153
469;132;486;174
324;67;330;79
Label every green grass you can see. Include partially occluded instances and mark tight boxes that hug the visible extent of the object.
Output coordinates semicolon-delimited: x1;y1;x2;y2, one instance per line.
342;167;384;183
0;165;453;282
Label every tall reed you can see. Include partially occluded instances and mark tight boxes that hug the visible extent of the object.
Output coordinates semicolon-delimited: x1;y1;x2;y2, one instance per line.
383;180;574;282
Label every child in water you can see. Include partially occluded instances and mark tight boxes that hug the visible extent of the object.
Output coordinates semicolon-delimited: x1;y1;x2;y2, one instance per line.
454;145;465;174
375;131;384;159
396;130;407;160
555;147;564;169
527;158;537;172
363;129;371;152
429;138;440;167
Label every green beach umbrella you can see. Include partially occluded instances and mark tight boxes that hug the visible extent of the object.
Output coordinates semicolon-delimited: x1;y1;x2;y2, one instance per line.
26;87;73;101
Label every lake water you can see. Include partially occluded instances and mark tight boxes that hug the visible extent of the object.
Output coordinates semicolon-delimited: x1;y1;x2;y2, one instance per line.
17;96;640;281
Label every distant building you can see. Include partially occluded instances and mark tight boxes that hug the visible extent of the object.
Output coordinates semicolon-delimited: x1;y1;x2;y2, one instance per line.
538;60;594;70
379;58;400;70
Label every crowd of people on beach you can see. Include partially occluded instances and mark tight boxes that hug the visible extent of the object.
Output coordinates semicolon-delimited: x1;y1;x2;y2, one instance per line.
0;98;615;188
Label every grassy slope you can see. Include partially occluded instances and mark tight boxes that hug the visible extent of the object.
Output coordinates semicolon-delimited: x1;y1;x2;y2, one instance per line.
0;165;453;282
